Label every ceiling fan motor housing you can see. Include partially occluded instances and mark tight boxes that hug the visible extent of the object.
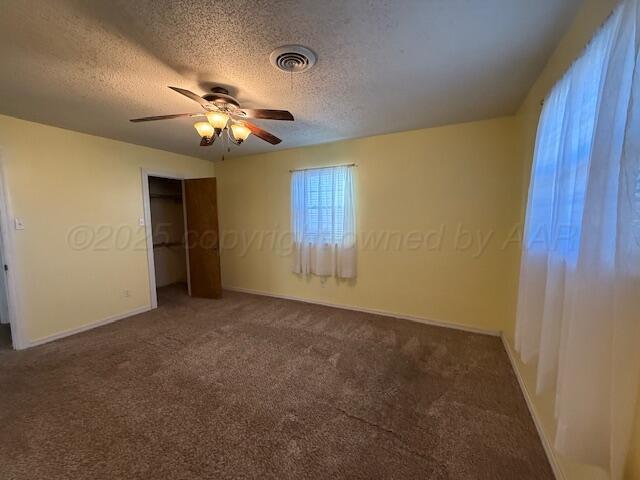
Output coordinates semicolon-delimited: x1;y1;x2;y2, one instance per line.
203;87;240;107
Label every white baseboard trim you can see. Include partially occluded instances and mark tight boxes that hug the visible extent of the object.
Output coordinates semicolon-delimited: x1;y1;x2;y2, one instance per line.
23;304;153;349
501;334;563;480
224;285;501;337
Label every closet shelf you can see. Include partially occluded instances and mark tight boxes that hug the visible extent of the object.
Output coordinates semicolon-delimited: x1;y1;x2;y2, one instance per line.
153;241;184;248
150;193;182;202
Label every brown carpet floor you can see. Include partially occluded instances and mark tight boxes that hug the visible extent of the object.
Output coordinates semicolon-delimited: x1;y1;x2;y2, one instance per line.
0;286;553;480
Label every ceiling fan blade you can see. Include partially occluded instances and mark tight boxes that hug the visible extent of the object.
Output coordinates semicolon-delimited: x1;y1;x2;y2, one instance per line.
169;86;210;108
239;109;294;121
244;122;282;145
130;112;203;122
200;136;215;146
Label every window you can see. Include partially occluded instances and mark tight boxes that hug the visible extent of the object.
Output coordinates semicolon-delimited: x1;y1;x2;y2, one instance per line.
516;2;640;477
300;167;346;243
290;165;356;278
524;12;612;261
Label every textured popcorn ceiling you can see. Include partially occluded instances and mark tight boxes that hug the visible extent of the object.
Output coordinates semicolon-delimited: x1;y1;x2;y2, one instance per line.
0;0;581;160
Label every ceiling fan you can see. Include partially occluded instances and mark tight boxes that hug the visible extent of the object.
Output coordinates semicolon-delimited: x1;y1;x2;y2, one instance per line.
130;86;294;147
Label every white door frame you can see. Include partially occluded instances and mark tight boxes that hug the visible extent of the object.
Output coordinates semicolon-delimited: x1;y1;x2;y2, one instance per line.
0;151;26;349
141;168;191;309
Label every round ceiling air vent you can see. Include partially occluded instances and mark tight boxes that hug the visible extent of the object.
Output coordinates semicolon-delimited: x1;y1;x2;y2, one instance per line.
269;45;317;74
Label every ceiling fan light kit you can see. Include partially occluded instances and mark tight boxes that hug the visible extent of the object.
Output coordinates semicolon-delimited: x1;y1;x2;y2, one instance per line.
130;85;296;151
230;123;251;143
205;111;229;130
193;121;214;139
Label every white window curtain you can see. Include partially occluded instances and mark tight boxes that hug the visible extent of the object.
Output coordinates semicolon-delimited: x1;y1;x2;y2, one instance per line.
291;165;356;278
515;1;640;478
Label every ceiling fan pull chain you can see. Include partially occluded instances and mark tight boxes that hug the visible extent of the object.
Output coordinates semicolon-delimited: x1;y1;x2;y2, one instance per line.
221;130;227;161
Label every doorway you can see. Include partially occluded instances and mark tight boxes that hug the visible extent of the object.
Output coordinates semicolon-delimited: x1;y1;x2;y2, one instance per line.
0;160;21;349
148;176;188;302
142;170;222;308
0;240;11;347
0;221;11;349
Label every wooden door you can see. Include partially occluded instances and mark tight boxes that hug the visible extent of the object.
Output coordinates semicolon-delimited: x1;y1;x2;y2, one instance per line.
183;178;222;298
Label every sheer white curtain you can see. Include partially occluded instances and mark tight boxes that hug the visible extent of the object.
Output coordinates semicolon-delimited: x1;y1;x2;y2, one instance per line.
291;165;356;278
516;1;640;478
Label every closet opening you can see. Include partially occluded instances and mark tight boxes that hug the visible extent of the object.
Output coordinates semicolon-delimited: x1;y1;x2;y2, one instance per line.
148;176;189;302
143;170;222;307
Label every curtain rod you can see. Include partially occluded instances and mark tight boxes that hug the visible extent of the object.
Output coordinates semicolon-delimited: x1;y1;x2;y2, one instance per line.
289;163;357;173
540;6;617;107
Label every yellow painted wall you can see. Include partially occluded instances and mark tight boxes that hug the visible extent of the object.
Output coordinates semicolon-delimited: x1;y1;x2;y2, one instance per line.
216;116;522;333
505;0;640;478
0;114;214;346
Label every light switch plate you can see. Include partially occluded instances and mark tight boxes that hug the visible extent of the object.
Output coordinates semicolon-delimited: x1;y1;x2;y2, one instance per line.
138;217;145;226
14;217;24;230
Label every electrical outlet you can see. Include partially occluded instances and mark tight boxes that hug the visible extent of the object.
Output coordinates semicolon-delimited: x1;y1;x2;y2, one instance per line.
14;217;25;230
123;289;131;298
138;217;145;226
